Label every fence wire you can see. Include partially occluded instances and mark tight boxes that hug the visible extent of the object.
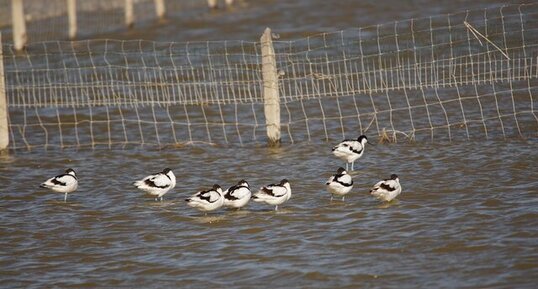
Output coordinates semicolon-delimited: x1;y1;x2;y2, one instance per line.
2;4;538;149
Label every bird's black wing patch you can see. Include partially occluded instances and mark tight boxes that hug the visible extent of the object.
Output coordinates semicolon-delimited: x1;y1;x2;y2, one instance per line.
350;147;363;155
225;186;240;200
334;174;353;187
198;190;218;203
51;173;77;186
225;185;248;200
332;140;353;151
380;182;396;191
262;187;276;197
144;177;169;189
51;177;66;186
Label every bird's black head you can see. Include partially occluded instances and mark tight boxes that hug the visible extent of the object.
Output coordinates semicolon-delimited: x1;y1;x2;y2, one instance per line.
163;168;172;174
212;184;222;190
280;179;289;185
357;135;368;142
390;174;399;180
237;179;249;187
65;168;76;175
336;167;346;174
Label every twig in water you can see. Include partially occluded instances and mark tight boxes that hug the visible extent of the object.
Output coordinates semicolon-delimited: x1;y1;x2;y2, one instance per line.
463;21;510;60
363;114;376;133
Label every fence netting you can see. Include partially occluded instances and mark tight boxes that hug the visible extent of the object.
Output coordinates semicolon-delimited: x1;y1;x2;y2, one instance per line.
2;4;538;149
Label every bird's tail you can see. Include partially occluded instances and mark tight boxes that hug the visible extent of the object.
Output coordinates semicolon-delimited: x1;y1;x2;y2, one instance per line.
251;193;267;202
39;183;49;189
370;189;382;197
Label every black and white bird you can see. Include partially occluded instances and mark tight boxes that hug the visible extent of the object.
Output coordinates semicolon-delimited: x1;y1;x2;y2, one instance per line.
40;168;78;202
332;135;370;171
133;168;176;201
223;180;252;210
252;179;291;211
326;167;353;201
185;184;225;213
370;174;402;202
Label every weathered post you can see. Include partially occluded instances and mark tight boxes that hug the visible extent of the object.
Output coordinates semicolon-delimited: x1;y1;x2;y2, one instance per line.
67;0;77;39
155;0;165;19
125;0;134;28
0;33;9;150
260;28;281;146
12;0;27;50
207;0;218;9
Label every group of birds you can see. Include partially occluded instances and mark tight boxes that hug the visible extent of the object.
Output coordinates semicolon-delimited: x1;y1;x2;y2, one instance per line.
39;135;402;213
330;135;402;202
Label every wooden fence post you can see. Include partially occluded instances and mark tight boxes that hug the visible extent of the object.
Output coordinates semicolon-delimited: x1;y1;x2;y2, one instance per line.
155;0;165;19
67;0;77;39
0;33;9;150
260;28;281;146
207;0;218;9
12;0;27;51
125;0;134;28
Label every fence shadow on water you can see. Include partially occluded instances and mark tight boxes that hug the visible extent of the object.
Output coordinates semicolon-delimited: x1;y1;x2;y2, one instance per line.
2;3;538;150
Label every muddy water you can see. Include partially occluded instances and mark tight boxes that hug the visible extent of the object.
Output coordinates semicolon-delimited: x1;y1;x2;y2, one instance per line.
1;141;537;288
106;0;530;42
1;0;537;288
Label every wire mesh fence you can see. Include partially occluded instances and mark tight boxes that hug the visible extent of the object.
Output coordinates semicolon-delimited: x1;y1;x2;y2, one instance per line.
2;4;538;150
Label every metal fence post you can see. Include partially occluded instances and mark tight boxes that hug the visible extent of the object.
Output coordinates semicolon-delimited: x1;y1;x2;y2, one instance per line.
260;27;281;146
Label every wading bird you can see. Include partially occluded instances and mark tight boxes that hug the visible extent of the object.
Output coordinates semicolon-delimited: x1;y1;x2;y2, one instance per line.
223;180;252;210
252;179;291;211
40;168;78;202
186;184;225;214
332;135;370;171
326;167;353;201
133;168;176;201
370;174;402;202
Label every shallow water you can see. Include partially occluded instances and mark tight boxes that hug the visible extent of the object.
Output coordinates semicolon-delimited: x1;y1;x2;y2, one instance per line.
1;141;537;288
1;0;537;288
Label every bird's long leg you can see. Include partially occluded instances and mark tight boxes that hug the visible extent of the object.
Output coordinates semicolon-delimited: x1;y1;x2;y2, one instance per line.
351;161;354;171
342;196;345;202
275;205;279;211
330;195;333;202
64;193;67;202
346;163;349;171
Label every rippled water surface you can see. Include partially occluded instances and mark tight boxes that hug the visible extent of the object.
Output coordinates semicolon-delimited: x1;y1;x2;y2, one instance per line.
1;141;537;288
1;0;538;288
